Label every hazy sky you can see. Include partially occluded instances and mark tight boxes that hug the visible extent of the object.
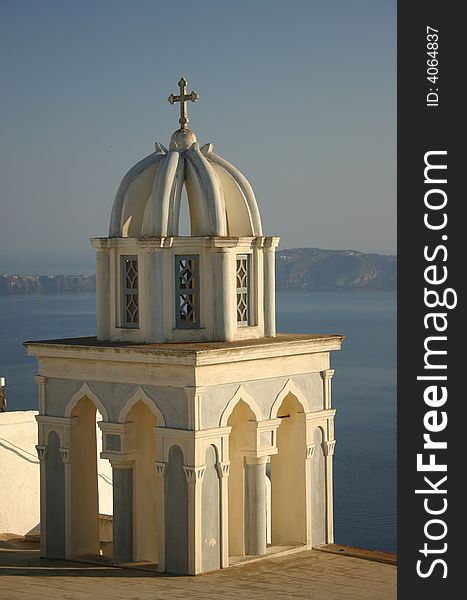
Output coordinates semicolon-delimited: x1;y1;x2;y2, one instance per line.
0;0;395;274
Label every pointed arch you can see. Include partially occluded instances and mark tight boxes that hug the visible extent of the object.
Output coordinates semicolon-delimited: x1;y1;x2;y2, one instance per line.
219;385;262;427
269;378;310;419
64;382;109;421
118;386;166;426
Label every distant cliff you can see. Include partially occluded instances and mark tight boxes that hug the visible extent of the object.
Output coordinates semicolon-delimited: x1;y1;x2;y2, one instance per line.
0;274;96;296
0;249;396;295
276;248;396;291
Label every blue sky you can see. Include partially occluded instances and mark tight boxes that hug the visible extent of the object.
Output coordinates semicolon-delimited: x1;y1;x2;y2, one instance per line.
0;0;395;273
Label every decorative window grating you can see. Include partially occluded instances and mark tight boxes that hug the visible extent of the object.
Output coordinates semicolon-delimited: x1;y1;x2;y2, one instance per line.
236;254;250;326
175;255;199;328
122;256;139;328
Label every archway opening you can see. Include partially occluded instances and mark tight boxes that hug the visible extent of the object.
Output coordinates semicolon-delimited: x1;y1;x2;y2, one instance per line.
69;397;102;558
45;430;65;558
178;185;192;236
96;410;113;556
227;399;258;559
270;392;308;547
124;400;158;563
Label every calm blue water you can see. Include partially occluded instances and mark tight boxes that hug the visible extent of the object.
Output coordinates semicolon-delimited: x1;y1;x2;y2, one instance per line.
0;291;396;552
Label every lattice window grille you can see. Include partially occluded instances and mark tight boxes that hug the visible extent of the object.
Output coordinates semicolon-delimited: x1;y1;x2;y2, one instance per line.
176;255;199;328
122;256;139;328
236;254;250;325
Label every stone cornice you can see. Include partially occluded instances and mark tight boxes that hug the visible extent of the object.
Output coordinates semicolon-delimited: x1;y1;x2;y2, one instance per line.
90;235;277;251
24;333;344;367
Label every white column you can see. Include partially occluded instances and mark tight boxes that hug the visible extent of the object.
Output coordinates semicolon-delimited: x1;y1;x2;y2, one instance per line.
142;249;165;342
214;249;235;341
323;439;336;544
96;249;110;340
218;462;230;568
35;444;48;557
305;443;315;549
183;465;206;575
244;456;268;556
110;459;135;563
155;461;166;572
35;375;47;415
59;447;72;559
321;369;335;410
263;239;277;337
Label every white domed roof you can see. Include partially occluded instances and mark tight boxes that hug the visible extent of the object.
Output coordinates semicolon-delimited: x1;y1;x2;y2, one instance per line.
109;129;262;238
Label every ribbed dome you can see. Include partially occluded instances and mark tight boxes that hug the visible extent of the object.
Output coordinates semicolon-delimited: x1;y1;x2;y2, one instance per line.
109;129;262;238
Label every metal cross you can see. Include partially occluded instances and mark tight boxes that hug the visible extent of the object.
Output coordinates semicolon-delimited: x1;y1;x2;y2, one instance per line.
168;77;199;130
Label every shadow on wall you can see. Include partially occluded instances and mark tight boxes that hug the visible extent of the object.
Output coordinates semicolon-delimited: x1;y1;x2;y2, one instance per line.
0;410;113;538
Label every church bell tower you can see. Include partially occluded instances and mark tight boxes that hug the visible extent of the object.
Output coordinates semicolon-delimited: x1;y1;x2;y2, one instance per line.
92;77;278;344
26;78;343;575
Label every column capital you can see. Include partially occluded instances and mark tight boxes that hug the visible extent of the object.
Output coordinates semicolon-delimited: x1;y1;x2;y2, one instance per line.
183;465;206;483
36;444;47;462
323;440;336;456
59;447;71;464
244;455;269;466
34;375;47;385
184;385;206;401
90;237;118;249
206;237;239;250
109;457;135;469
321;368;335;380
217;461;230;478
139;237;172;251
263;236;280;250
36;415;78;428
155;461;166;478
243;418;280;459
306;443;315;459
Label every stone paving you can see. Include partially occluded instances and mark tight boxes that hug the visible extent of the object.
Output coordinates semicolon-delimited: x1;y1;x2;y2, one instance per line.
0;546;396;600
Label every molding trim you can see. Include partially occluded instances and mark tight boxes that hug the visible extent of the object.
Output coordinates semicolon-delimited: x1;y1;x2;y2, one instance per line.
217;461;230;478
64;382;110;421
219;384;262;427
320;369;335;380
323;440;336;456
118;386;166;426
155;461;167;478
183;465;206;483
36;445;47;462
59;447;71;464
36;415;77;427
270;378;311;418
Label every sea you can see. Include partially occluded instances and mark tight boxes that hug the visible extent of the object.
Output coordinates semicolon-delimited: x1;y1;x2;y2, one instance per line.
0;290;396;553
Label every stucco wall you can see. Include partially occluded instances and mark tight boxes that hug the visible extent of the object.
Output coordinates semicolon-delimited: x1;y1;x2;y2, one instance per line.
0;410;113;536
0;411;40;536
45;379;187;427
201;373;324;428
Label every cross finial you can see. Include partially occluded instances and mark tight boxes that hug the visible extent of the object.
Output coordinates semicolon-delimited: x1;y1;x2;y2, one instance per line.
168;77;199;130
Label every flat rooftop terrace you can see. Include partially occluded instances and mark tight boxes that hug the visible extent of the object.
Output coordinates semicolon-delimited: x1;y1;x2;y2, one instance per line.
24;333;344;365
0;540;395;600
24;333;344;350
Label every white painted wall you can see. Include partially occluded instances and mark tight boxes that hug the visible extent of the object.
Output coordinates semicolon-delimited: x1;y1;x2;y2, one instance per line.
0;410;113;536
0;411;40;536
